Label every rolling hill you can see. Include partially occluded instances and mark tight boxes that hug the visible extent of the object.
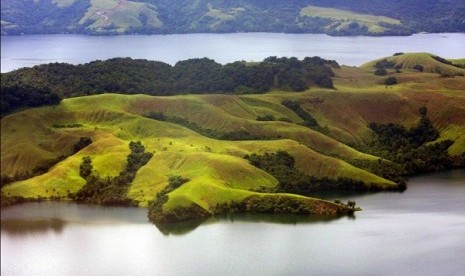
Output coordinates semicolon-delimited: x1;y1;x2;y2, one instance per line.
1;53;464;223
362;53;465;76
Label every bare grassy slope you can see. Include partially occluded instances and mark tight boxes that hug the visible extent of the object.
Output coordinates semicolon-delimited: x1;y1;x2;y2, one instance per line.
2;92;397;208
362;53;465;76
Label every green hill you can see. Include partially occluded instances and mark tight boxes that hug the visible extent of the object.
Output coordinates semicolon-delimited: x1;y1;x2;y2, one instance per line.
362;53;465;76
299;5;403;35
1;55;465;224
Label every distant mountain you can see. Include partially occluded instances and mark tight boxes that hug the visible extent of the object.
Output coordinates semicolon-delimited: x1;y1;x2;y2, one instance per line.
1;0;464;35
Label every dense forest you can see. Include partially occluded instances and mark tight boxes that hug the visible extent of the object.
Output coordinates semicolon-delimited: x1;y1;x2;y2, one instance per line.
351;107;463;182
1;0;464;35
1;56;337;115
0;84;61;116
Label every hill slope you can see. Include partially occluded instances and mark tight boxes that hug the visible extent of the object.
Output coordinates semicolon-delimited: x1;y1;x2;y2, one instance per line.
1;0;464;35
1;55;464;223
362;53;465;76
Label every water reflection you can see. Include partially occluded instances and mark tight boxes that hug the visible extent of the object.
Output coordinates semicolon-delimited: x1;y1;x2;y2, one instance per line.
154;213;350;235
1;218;66;235
305;188;405;201
214;213;348;224
153;218;208;236
1;170;464;276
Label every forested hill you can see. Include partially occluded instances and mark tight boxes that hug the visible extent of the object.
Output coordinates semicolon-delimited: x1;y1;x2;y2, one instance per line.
1;0;464;36
0;56;338;115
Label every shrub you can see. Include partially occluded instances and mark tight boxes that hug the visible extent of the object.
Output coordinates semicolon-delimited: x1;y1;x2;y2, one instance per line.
384;77;398;85
256;114;275;121
146;112;166;120
73;141;152;206
281;100;319;128
375;59;396;69
73;137;92;153
374;68;388;76
413;64;424;72
79;156;93;179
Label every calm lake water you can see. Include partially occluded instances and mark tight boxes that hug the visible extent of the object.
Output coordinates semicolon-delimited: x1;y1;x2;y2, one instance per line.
2;170;465;276
1;32;465;72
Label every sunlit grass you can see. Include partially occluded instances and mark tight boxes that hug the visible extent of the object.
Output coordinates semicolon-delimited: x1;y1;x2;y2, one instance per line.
79;0;162;33
2;61;464;210
300;5;402;34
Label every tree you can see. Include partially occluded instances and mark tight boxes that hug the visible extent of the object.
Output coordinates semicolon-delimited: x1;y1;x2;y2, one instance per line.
384;76;398;85
1;84;61;116
375;68;388;76
413;64;424;72
73;137;92;153
79;156;93;179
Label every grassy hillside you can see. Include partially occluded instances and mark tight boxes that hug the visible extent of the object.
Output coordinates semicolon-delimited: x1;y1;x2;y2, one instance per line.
2;0;464;35
1;93;397;196
299;5;402;35
78;0;162;33
362;53;465;76
1;55;464;223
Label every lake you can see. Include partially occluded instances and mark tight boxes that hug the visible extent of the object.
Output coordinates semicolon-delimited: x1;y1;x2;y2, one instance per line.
2;170;465;276
1;32;465;73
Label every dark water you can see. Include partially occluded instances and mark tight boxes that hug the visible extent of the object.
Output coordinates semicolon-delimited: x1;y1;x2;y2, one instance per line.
1;33;464;72
1;170;465;276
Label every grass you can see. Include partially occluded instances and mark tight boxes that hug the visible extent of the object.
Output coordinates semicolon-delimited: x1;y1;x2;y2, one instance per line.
300;6;401;25
2;55;464;216
128;93;380;163
448;58;465;65
362;53;465;76
194;4;245;30
300;5;401;34
205;4;235;21
78;0;162;33
1;94;395;205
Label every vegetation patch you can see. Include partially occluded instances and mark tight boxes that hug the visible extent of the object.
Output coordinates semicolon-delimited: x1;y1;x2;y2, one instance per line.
147;176;210;223
361;107;463;178
1;56;336;108
244;151;404;193
256;115;276;121
145;112;268;140
299;5;406;35
214;195;356;216
281;100;329;133
1;84;61;116
363;53;465;76
52;123;83;128
72;141;152;206
384;77;398;86
1;136;92;187
432;55;465;69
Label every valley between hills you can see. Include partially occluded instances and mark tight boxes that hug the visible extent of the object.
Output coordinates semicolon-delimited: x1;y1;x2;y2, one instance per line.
1;53;464;224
